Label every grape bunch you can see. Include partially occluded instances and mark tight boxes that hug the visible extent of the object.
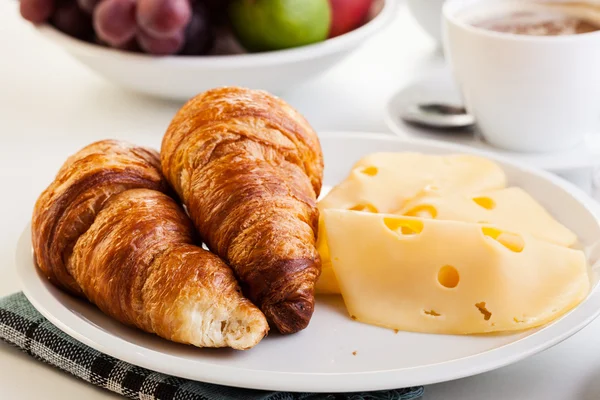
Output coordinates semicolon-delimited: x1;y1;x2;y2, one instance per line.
20;0;220;55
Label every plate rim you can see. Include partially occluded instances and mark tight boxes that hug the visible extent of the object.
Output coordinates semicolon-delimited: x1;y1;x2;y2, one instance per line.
17;132;600;393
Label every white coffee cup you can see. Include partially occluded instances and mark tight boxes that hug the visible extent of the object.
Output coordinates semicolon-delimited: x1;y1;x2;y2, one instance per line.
443;0;600;153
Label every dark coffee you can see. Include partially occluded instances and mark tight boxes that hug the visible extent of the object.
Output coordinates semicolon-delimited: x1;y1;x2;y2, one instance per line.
472;10;600;36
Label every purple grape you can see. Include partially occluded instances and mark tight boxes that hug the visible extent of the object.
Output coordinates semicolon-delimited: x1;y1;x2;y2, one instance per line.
115;38;142;52
92;34;104;45
203;0;230;13
77;0;100;14
20;0;55;24
137;0;191;38
137;28;185;55
94;35;141;51
52;1;94;40
180;4;214;55
204;0;230;24
93;0;137;47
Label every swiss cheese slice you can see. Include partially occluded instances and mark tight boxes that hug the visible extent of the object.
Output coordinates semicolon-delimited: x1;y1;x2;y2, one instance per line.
324;210;589;334
397;187;577;247
316;153;507;294
318;153;507;213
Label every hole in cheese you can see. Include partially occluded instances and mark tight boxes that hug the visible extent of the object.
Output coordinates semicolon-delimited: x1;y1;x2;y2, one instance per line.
384;218;424;236
475;302;492;320
473;196;496;210
348;204;378;213
438;265;460;288
424;310;441;317
360;166;379;176
404;205;438;219
482;227;525;253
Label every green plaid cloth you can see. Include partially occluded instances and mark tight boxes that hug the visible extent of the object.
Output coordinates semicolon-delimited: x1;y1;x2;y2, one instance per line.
0;292;424;400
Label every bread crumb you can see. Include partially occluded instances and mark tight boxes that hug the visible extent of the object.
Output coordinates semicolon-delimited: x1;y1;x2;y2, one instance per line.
351;315;357;320
352;351;357;356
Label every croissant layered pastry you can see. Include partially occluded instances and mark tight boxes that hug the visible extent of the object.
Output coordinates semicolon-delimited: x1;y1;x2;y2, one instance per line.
162;87;324;334
32;140;269;350
32;140;169;296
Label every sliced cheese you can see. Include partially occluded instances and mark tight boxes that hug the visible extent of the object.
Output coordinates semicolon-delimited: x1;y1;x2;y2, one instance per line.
397;187;577;247
324;210;589;334
318;153;507;213
316;152;507;294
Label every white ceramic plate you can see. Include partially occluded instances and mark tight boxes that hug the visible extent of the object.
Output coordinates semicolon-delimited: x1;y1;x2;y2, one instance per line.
385;68;600;173
16;133;600;393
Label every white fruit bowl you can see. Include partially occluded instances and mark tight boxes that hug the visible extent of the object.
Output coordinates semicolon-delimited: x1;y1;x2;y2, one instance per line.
35;0;395;101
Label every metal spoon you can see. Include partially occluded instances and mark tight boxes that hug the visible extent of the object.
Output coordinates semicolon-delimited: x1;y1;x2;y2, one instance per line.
400;103;476;129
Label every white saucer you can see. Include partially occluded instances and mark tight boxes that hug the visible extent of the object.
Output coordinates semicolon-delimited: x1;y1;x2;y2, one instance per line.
385;68;600;173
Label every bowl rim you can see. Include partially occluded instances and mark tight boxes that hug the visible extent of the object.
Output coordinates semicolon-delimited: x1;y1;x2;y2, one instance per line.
36;0;396;68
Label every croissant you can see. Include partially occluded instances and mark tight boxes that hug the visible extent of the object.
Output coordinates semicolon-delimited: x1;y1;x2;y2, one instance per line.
161;87;324;334
32;140;169;296
32;140;268;349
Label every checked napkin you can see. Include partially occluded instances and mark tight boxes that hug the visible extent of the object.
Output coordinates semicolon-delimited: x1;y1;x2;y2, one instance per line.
0;292;424;400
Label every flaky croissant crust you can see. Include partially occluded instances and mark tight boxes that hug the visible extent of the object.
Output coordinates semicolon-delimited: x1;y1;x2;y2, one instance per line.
32;140;169;295
32;140;268;349
70;189;268;349
161;87;324;200
161;87;324;334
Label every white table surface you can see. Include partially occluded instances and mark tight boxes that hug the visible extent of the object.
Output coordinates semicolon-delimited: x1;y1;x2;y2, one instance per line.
2;1;600;399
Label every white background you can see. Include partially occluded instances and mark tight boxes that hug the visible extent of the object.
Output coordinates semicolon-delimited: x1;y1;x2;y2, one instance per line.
2;1;600;398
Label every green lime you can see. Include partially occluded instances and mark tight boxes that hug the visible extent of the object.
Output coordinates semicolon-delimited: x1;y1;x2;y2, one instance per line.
228;0;331;52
